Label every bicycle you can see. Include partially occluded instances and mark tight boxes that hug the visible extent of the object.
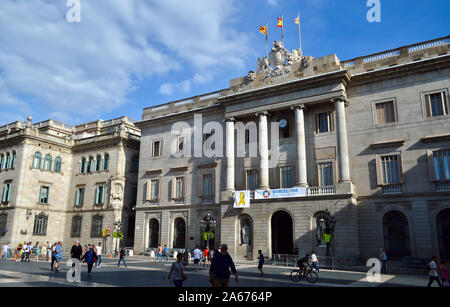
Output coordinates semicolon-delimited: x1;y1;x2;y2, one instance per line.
289;264;319;284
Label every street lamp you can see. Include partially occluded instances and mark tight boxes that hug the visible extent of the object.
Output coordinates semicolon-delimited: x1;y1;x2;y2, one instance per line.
200;213;216;250
113;221;123;257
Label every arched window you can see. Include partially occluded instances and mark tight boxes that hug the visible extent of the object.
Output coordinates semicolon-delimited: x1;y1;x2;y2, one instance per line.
54;157;62;173
91;215;103;238
43;154;52;171
87;156;94;173
33;152;42;169
149;219;160;248
71;216;82;238
95;155;102;172
80;157;86;173
33;213;48;236
0;154;4;170
173;218;186;248
103;154;109;171
10;151;16;169
5;153;10;170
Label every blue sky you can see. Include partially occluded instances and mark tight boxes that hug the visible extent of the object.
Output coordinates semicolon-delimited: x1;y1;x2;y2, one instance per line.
0;0;449;125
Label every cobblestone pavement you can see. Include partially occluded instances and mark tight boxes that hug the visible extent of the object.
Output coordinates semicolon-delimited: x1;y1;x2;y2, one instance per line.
0;256;431;287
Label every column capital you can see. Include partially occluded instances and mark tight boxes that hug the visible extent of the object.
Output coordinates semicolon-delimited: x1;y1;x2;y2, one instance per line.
291;103;307;111
225;117;235;123
331;97;349;106
255;111;269;118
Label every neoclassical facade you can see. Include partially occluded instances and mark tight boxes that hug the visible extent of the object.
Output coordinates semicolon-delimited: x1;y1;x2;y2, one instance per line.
0;116;140;254
134;36;450;263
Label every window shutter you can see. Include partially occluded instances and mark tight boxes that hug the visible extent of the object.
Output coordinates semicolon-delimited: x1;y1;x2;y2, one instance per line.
157;180;161;201
427;150;436;182
398;154;405;184
75;189;80;206
144;181;149;201
101;187;105;204
332;162;338;186
198;175;203;197
212;173;216;197
2;185;7;203
171;179;175;199
375;156;383;186
425;94;432;117
95;187;99;204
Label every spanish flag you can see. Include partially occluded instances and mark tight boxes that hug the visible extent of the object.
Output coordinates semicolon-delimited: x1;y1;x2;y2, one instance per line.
277;17;283;28
295;15;300;26
259;25;267;37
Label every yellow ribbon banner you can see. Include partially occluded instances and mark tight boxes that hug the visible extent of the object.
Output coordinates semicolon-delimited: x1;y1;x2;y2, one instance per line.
234;190;250;208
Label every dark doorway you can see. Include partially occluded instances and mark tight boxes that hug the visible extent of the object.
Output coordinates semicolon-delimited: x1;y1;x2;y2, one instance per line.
437;209;450;261
271;211;294;255
383;211;411;260
149;219;159;248
173;218;186;248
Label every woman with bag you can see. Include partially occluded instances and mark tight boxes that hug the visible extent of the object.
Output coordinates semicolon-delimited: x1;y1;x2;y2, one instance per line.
81;245;97;277
439;260;449;287
169;253;187;287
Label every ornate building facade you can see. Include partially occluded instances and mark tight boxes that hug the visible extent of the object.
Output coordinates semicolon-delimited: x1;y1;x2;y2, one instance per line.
134;36;450;263
0;116;140;254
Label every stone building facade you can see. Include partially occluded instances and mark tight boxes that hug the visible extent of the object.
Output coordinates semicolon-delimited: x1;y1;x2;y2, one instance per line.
134;36;450;264
0;116;140;255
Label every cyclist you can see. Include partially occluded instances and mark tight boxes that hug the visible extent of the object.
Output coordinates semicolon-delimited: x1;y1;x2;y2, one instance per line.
297;254;311;276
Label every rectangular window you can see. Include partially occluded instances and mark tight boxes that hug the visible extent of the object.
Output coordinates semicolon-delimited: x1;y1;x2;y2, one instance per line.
75;188;85;206
33;215;48;236
39;186;49;204
433;150;450;181
95;186;105;205
152;140;162;158
318;163;334;186
71;216;82;237
2;183;11;203
425;92;449;117
202;174;214;196
280;166;294;188
150;179;160;201
246;170;258;191
90;216;103;238
177;136;186;154
175;177;185;200
375;101;396;124
381;155;400;184
317;113;332;133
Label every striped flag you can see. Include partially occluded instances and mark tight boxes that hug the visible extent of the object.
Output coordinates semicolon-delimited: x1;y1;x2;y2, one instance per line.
295;15;300;26
277;17;283;28
259;25;268;36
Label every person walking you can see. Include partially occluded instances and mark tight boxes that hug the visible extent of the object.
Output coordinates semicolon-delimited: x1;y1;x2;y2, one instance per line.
15;244;22;262
427;256;442;287
168;253;187;288
95;242;102;268
21;242;29;262
163;245;169;262
70;240;83;276
50;243;57;271
203;247;210;267
379;249;387;274
257;250;264;277
81;245;97;277
1;243;8;260
193;246;201;272
53;242;63;273
182;250;189;268
117;247;128;268
46;242;52;262
157;245;163;262
209;244;239;288
34;242;41;262
311;250;320;273
439;260;449;287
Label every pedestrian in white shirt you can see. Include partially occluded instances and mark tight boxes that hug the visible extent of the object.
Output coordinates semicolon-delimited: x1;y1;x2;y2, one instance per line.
95;243;103;268
193;246;202;272
311;250;320;273
427;256;442;287
1;243;8;260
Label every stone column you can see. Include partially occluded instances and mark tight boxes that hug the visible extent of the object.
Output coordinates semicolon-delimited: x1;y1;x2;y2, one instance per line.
225;118;235;191
292;104;308;187
333;98;351;183
256;112;270;189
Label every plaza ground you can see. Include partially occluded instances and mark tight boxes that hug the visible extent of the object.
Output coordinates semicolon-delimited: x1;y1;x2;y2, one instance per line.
0;255;433;287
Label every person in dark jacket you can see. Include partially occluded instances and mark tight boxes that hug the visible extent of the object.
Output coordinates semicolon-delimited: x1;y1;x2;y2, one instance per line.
117;247;128;268
81;245;97;277
209;244;238;287
70;240;83;277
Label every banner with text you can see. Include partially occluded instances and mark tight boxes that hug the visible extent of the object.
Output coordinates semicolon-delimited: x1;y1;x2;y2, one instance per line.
234;190;251;208
254;187;307;199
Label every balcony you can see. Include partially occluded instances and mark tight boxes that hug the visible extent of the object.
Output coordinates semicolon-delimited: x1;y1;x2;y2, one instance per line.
436;182;450;192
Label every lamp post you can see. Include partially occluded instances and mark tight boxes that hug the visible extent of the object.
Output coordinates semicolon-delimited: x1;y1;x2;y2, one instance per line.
200;213;216;250
113;221;123;257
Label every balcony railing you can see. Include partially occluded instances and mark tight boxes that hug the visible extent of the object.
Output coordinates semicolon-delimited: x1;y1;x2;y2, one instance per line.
307;186;336;196
436;182;450;192
381;185;403;195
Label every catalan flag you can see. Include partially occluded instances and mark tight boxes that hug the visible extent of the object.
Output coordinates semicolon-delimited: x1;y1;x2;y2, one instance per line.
259;25;267;36
277;17;283;28
295;15;300;26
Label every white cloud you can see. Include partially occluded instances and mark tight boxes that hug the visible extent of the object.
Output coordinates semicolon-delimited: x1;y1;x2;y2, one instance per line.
266;0;279;7
0;0;251;124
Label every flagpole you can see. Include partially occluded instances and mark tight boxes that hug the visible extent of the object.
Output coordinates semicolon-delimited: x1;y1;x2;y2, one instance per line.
266;22;268;58
298;11;302;50
281;13;284;44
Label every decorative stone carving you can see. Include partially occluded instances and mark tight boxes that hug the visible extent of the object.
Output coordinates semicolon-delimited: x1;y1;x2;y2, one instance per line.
111;184;124;203
246;71;256;82
252;41;315;79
